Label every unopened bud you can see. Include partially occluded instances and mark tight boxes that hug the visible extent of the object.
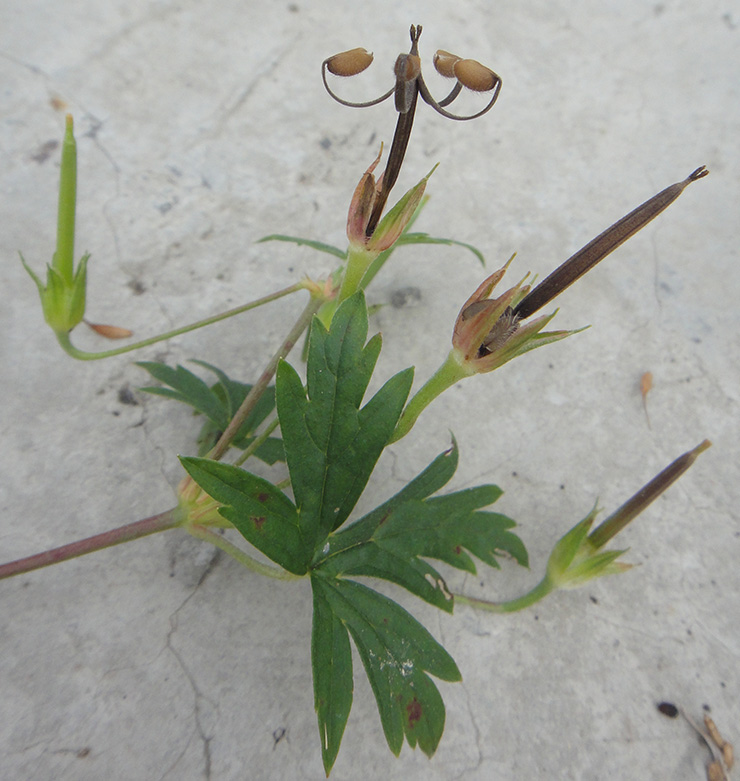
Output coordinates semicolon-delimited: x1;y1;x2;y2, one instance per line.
326;48;373;77
454;59;499;92
433;49;461;78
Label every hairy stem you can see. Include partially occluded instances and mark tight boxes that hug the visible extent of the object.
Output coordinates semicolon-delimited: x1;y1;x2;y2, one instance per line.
0;508;182;580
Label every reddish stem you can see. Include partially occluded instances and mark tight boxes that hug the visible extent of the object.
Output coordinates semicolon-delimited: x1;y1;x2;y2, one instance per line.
0;508;182;580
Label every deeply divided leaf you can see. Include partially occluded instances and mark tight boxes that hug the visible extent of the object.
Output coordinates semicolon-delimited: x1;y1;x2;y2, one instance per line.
277;292;413;554
138;360;283;462
315;442;528;611
311;574;460;773
179;457;308;575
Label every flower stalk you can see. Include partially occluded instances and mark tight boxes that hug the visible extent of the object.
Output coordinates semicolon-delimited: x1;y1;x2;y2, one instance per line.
456;440;712;612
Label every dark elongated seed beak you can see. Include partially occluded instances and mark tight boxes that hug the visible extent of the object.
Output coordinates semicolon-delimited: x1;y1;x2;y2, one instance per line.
587;439;711;550
513;166;709;320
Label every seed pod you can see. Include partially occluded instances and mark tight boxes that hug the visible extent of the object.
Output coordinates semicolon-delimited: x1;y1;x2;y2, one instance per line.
433;49;461;78
454;58;499;92
325;48;373;77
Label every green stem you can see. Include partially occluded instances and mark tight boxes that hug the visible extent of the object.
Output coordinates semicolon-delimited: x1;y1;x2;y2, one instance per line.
0;508;183;580
233;415;280;467
186;524;300;580
55;281;306;360
389;349;471;443
453;576;555;613
208;293;323;461
337;245;377;304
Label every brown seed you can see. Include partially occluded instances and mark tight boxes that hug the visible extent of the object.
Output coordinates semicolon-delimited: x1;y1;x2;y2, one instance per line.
433;50;461;78
326;48;373;77
454;59;499;92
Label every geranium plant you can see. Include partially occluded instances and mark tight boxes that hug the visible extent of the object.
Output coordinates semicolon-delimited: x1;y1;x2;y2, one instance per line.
4;24;711;776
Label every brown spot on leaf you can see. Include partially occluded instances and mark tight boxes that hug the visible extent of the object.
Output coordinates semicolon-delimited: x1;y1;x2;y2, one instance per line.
257;492;270;503
378;510;391;526
455;545;462;554
406;698;422;727
252;516;266;530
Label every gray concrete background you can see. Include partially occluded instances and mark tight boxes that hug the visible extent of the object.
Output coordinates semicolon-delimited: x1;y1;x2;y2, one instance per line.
1;1;738;779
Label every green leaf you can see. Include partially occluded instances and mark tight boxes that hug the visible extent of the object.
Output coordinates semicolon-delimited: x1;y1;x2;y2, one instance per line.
311;574;460;771
257;234;347;260
276;292;413;552
138;361;229;430
315;443;528;611
312;579;353;774
179;457;308;575
395;232;486;265
138;361;283;463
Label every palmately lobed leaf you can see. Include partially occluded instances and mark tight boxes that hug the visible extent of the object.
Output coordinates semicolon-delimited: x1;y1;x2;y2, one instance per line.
311;574;459;772
276;293;413;554
138;360;283;463
314;443;528;611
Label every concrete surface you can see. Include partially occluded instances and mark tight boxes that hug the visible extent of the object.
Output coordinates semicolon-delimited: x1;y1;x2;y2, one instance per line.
1;1;738;779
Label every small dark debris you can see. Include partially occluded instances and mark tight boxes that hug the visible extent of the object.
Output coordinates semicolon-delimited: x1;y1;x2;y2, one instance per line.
589;595;598;604
128;279;146;295
319;137;332;150
272;727;287;748
76;747;91;759
31;139;59;163
390;286;422;308
287;3;299;12
657;701;679;718
118;386;138;406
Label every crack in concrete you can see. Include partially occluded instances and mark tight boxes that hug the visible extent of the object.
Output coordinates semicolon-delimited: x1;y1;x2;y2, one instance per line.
159;561;220;780
186;34;301;151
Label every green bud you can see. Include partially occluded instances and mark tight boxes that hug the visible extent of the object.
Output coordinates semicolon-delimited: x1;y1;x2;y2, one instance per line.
20;114;88;335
